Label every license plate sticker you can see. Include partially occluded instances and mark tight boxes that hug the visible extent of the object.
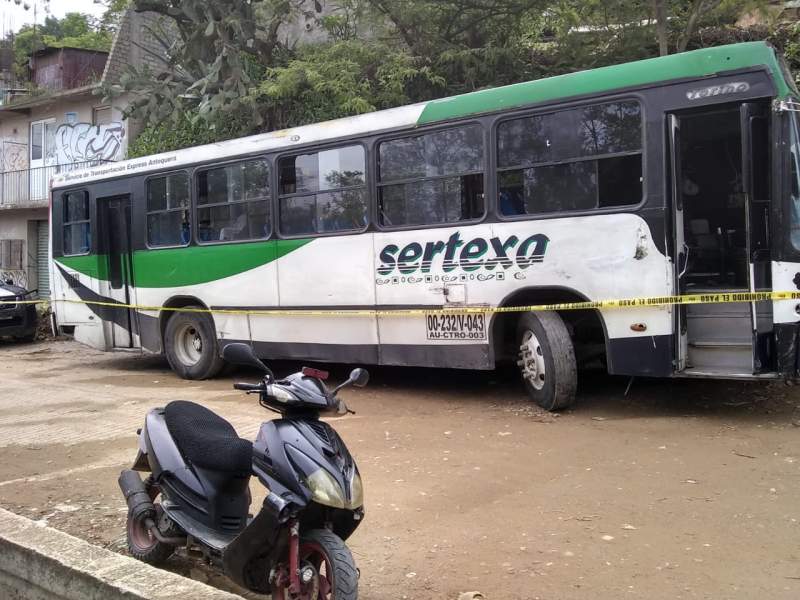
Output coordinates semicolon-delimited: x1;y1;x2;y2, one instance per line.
426;313;487;341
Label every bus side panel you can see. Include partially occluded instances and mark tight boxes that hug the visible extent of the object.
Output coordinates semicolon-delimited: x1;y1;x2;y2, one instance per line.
374;213;674;371
374;223;495;369
268;235;380;363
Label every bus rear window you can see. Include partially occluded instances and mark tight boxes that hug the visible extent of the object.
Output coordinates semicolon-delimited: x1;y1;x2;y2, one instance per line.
378;125;485;228
498;101;643;216
63;191;90;255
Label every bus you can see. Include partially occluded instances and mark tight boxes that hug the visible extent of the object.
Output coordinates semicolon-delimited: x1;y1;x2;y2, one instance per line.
49;42;800;410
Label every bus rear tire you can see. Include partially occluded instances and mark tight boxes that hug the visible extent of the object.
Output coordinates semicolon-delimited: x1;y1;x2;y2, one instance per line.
516;311;577;411
164;308;224;380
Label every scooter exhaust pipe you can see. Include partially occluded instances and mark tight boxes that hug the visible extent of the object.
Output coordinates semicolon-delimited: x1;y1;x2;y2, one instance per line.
118;470;187;546
118;469;156;522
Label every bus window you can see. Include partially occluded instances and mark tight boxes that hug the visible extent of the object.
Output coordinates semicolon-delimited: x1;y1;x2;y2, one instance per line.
278;145;368;236
146;173;190;247
497;101;642;216
197;159;271;243
790;113;800;251
377;124;484;228
63;191;90;255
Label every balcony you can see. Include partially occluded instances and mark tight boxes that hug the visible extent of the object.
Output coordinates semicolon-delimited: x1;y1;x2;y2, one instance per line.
0;161;109;209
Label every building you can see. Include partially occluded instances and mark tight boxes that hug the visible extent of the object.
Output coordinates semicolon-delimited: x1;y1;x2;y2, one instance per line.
0;10;165;296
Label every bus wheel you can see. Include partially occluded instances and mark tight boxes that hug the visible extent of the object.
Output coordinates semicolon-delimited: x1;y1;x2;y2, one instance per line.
516;311;577;411
164;308;224;380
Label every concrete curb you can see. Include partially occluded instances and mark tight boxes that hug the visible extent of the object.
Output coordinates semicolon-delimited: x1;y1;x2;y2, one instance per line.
0;507;245;600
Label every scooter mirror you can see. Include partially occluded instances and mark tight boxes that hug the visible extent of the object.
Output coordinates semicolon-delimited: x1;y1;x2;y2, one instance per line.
222;343;270;373
350;368;369;387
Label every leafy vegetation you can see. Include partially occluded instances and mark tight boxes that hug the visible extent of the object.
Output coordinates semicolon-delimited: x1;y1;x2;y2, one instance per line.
109;0;798;155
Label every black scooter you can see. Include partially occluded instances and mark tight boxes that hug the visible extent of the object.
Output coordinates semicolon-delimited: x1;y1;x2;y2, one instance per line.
118;343;367;599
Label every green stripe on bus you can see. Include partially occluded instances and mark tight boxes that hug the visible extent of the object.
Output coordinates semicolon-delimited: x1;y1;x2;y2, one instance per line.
57;238;313;288
417;42;791;125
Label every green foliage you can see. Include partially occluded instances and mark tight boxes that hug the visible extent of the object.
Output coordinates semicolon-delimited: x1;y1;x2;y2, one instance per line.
128;112;240;158
254;40;444;128
110;0;786;157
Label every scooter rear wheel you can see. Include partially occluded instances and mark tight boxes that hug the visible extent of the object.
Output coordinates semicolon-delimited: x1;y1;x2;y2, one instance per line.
272;529;358;600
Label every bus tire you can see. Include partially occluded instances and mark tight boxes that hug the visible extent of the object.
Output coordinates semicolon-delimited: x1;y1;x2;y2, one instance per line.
163;308;224;380
516;311;577;411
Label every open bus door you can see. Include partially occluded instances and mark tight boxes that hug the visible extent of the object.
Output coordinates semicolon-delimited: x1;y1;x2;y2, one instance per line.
669;101;773;376
669;114;689;372
741;102;774;372
97;195;137;349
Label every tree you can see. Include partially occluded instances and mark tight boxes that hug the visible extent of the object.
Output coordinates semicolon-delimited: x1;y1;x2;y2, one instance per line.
106;0;308;133
114;0;783;156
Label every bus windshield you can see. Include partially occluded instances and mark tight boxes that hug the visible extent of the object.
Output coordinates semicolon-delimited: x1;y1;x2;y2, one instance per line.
791;110;800;250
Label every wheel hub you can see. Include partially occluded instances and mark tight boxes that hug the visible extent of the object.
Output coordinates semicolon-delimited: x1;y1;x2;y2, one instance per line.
174;323;203;367
518;329;546;390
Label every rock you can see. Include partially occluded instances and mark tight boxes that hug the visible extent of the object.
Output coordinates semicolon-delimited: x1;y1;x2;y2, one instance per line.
458;593;484;600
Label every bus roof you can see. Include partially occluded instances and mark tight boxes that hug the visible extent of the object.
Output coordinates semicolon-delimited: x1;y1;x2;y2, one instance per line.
52;41;788;190
418;41;790;124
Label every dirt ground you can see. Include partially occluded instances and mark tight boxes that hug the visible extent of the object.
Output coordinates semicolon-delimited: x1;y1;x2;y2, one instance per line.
1;339;799;599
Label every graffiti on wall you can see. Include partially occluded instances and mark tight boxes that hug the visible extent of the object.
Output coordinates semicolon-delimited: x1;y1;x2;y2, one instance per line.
1;142;28;172
54;122;125;164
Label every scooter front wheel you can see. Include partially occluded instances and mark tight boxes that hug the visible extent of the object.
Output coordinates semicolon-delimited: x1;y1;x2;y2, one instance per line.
272;529;358;600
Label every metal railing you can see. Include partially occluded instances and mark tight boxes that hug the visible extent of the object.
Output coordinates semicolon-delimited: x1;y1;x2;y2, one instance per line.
0;161;110;208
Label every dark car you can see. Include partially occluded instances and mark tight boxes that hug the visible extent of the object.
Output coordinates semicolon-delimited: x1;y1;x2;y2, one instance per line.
0;282;38;342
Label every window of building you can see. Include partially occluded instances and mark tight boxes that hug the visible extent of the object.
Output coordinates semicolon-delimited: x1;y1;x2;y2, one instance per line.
63;191;91;255
197;159;271;243
278;145;368;235
146;173;190;247
377;124;484;227
497;101;643;216
93;106;112;126
0;239;24;271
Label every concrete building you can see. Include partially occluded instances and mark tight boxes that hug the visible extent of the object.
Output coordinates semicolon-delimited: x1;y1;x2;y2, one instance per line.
0;10;165;296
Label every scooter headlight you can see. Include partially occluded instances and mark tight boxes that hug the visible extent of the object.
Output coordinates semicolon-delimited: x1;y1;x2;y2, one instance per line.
348;471;364;509
268;385;296;403
306;468;345;509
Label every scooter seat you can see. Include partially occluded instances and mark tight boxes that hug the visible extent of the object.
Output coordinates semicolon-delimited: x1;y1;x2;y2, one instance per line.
164;401;253;474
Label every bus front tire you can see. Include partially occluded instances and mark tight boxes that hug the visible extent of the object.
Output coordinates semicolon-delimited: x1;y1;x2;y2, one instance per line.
516;311;577;411
164;309;224;380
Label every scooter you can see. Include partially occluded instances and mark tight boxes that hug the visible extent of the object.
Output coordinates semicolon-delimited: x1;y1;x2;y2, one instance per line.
118;343;368;599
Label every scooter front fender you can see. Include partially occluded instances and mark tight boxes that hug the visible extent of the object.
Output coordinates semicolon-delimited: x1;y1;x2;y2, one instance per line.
222;495;289;594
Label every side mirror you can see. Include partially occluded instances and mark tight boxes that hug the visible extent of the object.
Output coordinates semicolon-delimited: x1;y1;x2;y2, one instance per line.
350;368;369;388
222;343;270;373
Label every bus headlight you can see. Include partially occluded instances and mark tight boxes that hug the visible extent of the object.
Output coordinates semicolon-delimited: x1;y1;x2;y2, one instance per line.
348;472;364;509
306;468;345;509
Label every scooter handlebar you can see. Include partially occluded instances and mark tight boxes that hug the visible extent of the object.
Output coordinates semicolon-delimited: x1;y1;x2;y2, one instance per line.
233;382;264;392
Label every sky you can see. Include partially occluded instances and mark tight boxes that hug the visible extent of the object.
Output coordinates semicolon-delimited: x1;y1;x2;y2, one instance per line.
1;0;107;37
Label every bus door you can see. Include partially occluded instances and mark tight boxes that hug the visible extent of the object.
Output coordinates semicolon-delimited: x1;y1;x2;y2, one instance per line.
669;101;772;375
97;195;137;349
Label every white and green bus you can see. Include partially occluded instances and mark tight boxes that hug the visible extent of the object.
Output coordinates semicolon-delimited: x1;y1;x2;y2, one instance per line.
50;42;800;409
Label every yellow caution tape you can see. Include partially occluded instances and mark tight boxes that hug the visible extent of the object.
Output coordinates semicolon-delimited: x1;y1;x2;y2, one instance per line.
1;290;799;318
